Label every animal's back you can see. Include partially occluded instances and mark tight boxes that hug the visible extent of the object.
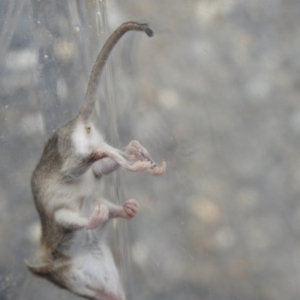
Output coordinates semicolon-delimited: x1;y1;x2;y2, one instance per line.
28;132;111;294
31;132;69;259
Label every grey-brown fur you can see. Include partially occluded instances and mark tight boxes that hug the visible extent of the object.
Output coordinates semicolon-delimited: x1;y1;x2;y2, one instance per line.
25;22;166;300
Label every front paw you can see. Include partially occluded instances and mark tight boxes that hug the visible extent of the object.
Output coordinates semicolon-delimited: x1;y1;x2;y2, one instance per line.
122;199;139;219
87;203;109;229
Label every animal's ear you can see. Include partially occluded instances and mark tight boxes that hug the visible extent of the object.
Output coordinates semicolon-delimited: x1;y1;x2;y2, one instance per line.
25;259;53;278
25;259;70;290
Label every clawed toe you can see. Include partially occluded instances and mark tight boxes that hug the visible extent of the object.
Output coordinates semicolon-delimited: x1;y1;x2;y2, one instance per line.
147;160;167;176
123;140;166;175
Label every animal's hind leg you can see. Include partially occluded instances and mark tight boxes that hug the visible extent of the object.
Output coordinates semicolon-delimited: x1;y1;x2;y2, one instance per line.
93;142;166;175
125;140;166;176
92;140;166;176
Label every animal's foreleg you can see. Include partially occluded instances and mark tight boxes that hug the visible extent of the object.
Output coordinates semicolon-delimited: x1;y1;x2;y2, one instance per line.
54;203;109;230
101;198;139;219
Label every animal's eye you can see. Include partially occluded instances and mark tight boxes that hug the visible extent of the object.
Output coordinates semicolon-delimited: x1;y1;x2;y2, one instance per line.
85;126;91;134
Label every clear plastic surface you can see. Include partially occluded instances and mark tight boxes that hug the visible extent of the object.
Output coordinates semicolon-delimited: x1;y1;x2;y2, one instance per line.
0;1;300;300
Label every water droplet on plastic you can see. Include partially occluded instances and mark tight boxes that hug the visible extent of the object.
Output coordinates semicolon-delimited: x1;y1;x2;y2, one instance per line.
74;26;80;32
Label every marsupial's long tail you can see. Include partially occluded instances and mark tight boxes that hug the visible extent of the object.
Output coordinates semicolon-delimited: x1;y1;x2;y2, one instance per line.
79;22;153;122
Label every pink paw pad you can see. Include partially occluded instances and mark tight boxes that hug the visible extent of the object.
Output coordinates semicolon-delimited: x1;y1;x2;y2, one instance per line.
123;199;139;219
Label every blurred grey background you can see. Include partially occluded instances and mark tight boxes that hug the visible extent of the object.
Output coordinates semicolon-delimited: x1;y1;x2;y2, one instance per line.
0;0;300;299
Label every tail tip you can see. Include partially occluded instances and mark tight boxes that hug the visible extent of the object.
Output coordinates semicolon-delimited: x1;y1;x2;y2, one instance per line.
134;22;153;37
145;27;154;37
